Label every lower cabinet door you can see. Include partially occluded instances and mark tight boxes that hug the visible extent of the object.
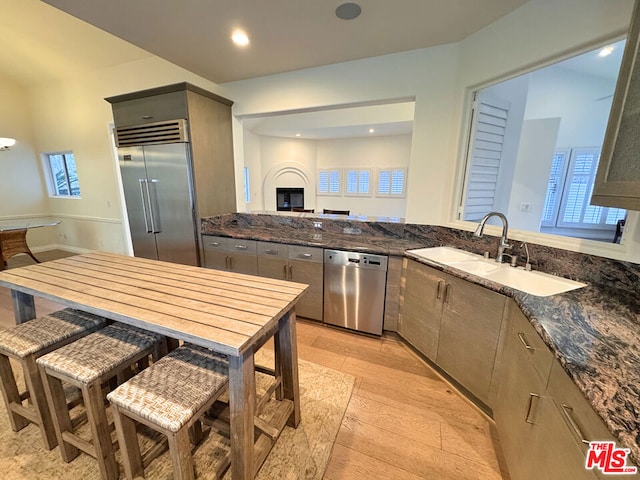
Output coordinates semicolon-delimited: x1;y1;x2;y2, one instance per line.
228;253;258;275
203;250;229;271
289;259;323;321
257;255;288;280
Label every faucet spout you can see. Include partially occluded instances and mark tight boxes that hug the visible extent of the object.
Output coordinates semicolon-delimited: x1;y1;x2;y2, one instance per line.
474;211;511;263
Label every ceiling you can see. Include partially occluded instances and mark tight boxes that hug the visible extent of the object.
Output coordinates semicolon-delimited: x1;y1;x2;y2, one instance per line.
40;0;531;84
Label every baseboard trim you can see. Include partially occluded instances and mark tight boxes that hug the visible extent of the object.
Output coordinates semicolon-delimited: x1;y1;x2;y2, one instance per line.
30;244;94;255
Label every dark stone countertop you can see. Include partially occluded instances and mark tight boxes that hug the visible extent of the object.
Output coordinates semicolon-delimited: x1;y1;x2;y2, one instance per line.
202;213;640;464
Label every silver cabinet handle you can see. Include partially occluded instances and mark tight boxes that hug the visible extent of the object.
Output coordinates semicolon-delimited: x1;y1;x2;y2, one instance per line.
283;264;288;279
560;404;590;444
299;253;313;259
518;333;535;351
229;256;234;270
436;279;444;300
225;255;230;269
288;265;293;279
208;242;221;247
525;393;540;424
234;244;248;250
148;179;160;233
138;179;152;233
265;249;279;255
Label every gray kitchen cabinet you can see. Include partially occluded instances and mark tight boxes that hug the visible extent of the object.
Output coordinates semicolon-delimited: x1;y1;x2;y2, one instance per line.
398;259;446;361
257;242;323;321
436;273;506;405
203;235;257;275
493;300;637;480
383;256;403;331
399;259;506;405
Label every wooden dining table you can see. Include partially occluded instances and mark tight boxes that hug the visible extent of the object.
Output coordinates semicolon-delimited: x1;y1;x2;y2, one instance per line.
0;252;308;480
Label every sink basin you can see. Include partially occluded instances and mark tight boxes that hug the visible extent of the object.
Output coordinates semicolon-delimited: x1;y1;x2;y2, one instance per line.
407;246;586;297
408;246;481;264
482;267;586;297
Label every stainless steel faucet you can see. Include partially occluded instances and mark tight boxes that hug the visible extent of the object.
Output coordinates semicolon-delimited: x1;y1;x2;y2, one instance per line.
474;211;511;263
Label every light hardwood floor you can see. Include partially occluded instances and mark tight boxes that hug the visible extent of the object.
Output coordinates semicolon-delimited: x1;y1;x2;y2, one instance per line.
0;251;510;480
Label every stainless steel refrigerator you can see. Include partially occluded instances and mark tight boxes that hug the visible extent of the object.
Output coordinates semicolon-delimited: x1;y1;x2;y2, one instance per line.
119;141;199;266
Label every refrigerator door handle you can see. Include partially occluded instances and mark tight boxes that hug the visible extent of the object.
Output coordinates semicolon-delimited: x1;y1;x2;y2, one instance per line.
147;179;161;234
138;179;152;233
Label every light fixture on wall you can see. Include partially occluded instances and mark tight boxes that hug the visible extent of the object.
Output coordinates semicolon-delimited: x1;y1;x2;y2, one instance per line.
0;137;16;151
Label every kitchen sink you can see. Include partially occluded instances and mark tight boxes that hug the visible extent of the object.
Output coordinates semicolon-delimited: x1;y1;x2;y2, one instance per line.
407;246;586;297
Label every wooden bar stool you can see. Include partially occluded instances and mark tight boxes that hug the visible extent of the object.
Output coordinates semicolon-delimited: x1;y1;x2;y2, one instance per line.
107;344;229;480
37;323;165;480
0;308;106;450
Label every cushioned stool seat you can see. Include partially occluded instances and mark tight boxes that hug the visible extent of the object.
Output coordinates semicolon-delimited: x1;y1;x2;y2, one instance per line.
37;323;165;480
108;344;229;480
0;308;106;450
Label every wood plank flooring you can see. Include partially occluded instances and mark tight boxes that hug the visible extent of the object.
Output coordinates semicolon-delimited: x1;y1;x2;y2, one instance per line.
0;250;510;479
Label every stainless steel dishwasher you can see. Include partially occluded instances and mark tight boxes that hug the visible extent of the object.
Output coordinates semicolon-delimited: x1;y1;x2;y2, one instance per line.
323;249;388;335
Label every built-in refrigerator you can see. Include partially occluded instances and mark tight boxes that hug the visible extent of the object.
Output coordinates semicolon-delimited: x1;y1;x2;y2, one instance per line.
107;82;236;267
118;135;198;266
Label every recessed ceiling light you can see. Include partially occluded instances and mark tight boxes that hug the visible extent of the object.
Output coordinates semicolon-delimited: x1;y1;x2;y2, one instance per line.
369;128;375;134
336;3;362;20
295;133;301;137
598;46;614;57
232;30;250;47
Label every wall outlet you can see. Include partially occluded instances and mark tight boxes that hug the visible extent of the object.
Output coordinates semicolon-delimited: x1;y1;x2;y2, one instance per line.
519;202;532;212
313;221;322;229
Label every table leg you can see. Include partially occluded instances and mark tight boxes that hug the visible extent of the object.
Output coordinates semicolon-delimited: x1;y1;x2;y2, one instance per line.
276;310;300;427
11;290;35;324
228;349;255;480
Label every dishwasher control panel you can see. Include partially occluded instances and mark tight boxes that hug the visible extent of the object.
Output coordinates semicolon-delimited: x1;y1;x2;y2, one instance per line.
324;249;388;270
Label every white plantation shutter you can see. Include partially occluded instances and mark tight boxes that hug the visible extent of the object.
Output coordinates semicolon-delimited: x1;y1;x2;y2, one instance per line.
344;169;371;196
541;150;569;226
463;93;510;221
317;169;341;195
377;168;407;197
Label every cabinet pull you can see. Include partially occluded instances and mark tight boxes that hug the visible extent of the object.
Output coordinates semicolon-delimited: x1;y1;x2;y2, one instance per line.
224;255;229;269
443;283;451;304
265;249;279;255
229;256;234;270
288;265;293;279
208;242;221;247
518;333;535;351
525;392;540;424
234;244;248;250
560;404;590;445
436;279;444;299
283;264;288;279
299;253;313;258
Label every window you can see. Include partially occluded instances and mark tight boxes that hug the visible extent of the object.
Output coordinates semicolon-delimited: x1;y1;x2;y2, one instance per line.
44;152;80;197
542;148;626;229
345;168;371;196
317;168;341;195
243;166;251;203
377;168;407;197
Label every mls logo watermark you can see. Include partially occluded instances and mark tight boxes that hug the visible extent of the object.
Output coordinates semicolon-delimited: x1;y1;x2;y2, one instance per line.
586;441;638;475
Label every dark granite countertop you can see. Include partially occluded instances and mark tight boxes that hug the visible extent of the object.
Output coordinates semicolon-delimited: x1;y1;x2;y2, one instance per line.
202;213;640;464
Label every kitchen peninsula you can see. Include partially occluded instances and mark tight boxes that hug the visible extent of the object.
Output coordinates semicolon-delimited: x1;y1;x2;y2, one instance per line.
202;212;640;475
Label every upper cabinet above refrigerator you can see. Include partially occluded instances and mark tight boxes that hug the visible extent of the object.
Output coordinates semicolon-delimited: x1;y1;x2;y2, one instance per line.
592;0;640;211
106;82;237;266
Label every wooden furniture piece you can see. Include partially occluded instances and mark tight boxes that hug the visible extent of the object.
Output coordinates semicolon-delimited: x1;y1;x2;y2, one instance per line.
0;221;61;270
322;209;350;215
0;308;106;450
37;323;164;480
203;236;258;275
398;259;506;407
108;344;229;480
0;252;306;480
256;242;323;321
592;0;640;210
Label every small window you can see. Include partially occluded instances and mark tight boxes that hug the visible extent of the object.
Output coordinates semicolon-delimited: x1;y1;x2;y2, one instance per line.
377;168;407;197
345;168;371;196
318;168;341;195
44;152;81;197
243;166;251;203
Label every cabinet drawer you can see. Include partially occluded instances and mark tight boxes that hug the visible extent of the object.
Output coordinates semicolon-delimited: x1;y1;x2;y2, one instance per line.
508;302;553;385
226;238;257;254
111;91;188;127
257;241;288;258
202;235;226;251
288;245;323;263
